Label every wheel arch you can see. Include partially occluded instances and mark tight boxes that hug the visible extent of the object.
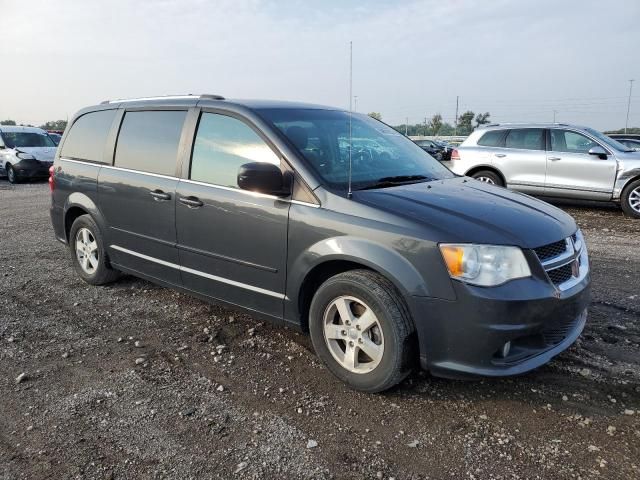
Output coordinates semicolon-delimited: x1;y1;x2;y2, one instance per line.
287;237;430;332
63;193;107;243
465;165;506;185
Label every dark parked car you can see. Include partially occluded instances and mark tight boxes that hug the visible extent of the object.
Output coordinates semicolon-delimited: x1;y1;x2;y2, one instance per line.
413;139;452;161
48;132;63;146
50;95;591;392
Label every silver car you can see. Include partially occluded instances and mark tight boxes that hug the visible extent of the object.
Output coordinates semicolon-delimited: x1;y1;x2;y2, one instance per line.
444;123;640;218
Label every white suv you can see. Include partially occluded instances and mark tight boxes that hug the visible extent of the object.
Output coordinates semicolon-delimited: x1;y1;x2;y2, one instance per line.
444;123;640;218
0;126;57;183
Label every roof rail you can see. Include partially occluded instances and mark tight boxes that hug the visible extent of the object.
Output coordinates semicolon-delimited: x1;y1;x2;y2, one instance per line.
100;94;225;104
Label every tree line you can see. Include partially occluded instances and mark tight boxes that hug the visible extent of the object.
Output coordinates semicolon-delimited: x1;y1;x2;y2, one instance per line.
367;111;491;136
1;119;68;131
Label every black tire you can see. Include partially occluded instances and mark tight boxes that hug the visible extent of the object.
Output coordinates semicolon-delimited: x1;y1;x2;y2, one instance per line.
621;178;640;219
309;269;416;393
68;214;120;285
471;169;503;187
6;164;19;184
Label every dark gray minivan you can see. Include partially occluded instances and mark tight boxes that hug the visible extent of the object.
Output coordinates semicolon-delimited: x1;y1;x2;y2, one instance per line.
50;95;591;392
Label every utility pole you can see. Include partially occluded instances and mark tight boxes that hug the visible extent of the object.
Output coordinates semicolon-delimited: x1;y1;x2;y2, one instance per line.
553;110;558;123
626;79;634;134
353;96;358;112
454;96;459;136
405;117;408;136
424;117;428;137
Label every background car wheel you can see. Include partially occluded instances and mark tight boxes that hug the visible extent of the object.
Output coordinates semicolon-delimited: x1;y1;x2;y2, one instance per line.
69;214;120;285
6;165;19;184
309;269;416;393
471;170;503;187
621;178;640;219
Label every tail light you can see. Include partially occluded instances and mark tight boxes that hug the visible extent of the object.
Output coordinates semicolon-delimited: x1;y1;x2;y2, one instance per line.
49;165;55;193
451;149;460;161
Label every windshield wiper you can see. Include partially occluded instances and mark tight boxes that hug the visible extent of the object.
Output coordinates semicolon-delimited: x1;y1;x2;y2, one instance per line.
358;175;431;190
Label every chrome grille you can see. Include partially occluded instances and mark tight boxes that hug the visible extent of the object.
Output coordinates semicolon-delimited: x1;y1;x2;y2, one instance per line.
533;240;568;262
546;263;573;285
534;231;587;290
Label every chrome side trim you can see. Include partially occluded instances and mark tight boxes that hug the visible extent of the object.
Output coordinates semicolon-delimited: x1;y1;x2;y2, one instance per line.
110;245;285;299
59;157;102;167
60;158;321;207
101;164;178;181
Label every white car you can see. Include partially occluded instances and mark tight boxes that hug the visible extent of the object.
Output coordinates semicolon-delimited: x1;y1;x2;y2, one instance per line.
0;126;57;183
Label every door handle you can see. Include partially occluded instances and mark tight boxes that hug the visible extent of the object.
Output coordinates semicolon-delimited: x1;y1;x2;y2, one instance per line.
149;189;171;201
548;157;561;161
179;196;204;208
495;153;506;158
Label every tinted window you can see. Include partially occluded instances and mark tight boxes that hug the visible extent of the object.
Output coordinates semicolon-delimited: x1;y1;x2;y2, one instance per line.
190;113;280;188
2;131;55;148
115;110;186;175
550;129;599;154
477;130;504;147
61;110;116;162
504;128;544;150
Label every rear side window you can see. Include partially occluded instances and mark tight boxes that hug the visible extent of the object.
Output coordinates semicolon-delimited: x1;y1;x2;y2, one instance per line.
504;128;544;150
115;110;186;176
190;113;280;188
477;130;504;147
61;110;117;162
550;129;599;154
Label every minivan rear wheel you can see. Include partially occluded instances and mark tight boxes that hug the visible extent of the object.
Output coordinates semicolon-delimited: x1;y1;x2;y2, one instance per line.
471;170;503;186
621;178;640;219
69;214;120;285
309;270;415;392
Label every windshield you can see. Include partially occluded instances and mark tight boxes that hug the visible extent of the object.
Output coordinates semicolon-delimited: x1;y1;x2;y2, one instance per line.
258;109;454;190
585;128;632;152
1;131;55;148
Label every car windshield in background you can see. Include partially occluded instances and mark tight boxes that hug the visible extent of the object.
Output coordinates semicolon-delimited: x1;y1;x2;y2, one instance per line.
585;128;632;152
258;108;454;190
2;132;55;148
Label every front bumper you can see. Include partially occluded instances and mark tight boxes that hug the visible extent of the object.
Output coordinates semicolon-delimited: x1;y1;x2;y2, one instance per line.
409;273;591;378
13;159;52;178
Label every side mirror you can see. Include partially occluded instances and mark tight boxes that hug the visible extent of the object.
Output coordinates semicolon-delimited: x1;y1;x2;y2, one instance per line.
588;146;608;159
237;162;290;197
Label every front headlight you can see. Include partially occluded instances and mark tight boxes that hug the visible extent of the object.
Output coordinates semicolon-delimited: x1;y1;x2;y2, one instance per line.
439;244;531;287
16;152;36;160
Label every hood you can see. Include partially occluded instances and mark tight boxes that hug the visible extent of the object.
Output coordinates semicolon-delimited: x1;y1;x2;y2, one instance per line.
15;146;56;162
354;177;576;248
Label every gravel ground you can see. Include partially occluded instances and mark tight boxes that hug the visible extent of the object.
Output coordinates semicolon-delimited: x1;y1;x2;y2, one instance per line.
0;181;638;480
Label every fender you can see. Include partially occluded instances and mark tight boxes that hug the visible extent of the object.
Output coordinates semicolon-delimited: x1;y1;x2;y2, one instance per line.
63;192;108;242
613;166;640;201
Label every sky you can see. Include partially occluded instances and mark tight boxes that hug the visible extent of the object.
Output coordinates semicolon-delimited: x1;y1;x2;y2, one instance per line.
1;0;638;130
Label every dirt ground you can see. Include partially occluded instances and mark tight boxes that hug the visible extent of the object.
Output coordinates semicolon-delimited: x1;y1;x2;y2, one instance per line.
1;181;638;480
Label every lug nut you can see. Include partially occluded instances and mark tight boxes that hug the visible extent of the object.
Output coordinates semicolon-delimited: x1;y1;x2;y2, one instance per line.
345;320;351;326
358;338;363;344
349;341;354;347
341;330;347;336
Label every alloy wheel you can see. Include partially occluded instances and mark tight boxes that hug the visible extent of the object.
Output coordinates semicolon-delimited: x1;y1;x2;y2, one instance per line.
476;176;495;184
322;295;384;374
629;186;640;214
75;227;99;274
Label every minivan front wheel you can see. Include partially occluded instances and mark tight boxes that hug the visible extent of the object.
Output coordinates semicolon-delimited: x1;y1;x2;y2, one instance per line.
621;179;640;219
309;270;415;392
69;214;120;285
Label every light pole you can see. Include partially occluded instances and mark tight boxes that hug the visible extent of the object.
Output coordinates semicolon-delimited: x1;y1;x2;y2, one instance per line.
626;79;634;134
405;117;408;136
553;110;558;123
354;96;358;113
